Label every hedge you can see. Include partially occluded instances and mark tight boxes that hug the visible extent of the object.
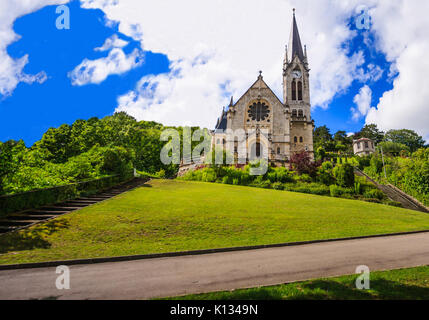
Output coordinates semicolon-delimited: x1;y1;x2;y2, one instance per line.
0;170;135;219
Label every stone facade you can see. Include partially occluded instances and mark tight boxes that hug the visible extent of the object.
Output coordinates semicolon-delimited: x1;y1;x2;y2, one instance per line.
212;11;314;167
353;138;375;156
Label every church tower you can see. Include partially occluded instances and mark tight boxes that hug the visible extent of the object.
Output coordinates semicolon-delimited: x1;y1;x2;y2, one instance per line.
283;9;314;157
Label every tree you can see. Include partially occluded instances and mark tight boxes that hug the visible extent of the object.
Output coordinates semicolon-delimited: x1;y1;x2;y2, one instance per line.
333;163;355;188
290;151;320;176
379;141;410;156
334;130;353;153
384;129;425;153
314;126;336;152
355;124;384;144
0;140;27;194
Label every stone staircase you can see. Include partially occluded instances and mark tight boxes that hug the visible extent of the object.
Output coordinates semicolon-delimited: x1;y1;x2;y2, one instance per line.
354;168;428;213
0;178;150;235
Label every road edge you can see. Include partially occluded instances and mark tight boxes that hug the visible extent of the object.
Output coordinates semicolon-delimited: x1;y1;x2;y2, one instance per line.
1;229;429;271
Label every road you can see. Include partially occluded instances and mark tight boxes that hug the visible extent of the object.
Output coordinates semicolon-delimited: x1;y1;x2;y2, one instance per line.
1;232;429;300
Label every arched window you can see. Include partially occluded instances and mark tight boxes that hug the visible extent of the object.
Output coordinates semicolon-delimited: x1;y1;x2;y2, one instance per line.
294;136;298;143
277;147;281;155
298;109;304;117
298;81;303;101
292;109;297;117
300;137;303;143
291;80;297;101
256;142;261;157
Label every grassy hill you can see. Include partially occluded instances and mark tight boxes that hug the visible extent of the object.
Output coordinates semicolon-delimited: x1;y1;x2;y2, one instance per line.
1;179;429;265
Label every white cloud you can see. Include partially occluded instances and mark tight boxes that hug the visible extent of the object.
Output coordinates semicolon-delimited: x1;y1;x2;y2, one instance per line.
95;34;128;52
365;0;429;142
81;0;372;128
0;0;68;97
351;85;372;121
69;47;143;86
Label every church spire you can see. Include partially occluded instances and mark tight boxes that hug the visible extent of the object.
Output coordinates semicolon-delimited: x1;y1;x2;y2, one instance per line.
287;9;305;62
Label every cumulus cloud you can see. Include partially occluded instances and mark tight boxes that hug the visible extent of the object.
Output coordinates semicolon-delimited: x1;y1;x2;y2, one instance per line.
81;0;372;128
69;47;143;86
351;85;372;121
95;34;128;52
0;0;67;97
365;0;429;141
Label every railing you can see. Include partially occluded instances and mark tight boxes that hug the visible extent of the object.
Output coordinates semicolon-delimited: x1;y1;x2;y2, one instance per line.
0;170;135;218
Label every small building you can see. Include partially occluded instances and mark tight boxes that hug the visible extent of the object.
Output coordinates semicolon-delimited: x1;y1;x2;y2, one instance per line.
353;138;375;156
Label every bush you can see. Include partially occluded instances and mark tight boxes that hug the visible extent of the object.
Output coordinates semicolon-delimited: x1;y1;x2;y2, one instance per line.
330;185;354;198
272;182;284;190
363;189;385;200
275;167;295;183
290;151;320;177
333;164;355;188
201;168;217;182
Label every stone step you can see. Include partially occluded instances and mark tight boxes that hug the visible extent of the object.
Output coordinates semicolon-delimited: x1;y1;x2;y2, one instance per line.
7;214;54;221
0;226;16;233
31;207;74;216
60;202;90;207
0;220;34;227
67;200;99;204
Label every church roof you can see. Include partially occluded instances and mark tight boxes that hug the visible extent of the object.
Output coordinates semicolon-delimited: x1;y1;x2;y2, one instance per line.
287;9;305;62
215;108;228;131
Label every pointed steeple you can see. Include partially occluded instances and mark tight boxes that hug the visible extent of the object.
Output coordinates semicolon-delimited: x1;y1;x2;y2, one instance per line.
287;9;305;62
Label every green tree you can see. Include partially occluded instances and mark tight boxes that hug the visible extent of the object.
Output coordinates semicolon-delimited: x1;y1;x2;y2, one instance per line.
333;163;355;188
355;124;385;144
384;129;425;153
379;141;410;156
314;126;336;152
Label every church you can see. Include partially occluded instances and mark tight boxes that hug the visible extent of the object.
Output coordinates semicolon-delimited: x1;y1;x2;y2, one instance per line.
212;10;314;167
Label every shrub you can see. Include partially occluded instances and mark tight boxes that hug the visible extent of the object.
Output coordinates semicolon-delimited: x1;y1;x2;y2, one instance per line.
222;176;230;184
267;172;277;183
275;167;295;183
333;164;355;188
272;182;284;190
290;151;320;177
201;168;217;182
296;174;313;183
330;185;354;198
363;189;385;200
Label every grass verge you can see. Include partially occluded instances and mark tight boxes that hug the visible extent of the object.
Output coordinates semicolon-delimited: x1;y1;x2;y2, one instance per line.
1;180;429;265
168;266;429;300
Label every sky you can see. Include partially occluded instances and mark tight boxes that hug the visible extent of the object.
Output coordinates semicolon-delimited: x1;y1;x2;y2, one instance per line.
0;0;428;146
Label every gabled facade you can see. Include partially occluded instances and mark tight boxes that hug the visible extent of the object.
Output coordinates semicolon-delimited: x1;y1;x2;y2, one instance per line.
213;10;314;166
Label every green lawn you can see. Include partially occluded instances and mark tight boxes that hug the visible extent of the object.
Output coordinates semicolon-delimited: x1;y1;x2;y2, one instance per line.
170;266;429;300
1;179;429;265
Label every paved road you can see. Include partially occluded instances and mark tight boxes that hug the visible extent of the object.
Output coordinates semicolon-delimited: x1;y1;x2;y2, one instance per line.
1;232;429;300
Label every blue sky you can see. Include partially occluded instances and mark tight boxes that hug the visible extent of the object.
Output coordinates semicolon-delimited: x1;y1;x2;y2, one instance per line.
1;0;427;146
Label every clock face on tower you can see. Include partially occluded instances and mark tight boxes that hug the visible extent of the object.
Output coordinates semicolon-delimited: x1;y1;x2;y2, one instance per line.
292;70;302;78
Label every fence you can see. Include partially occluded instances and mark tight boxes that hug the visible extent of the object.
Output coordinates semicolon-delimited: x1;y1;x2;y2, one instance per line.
0;171;134;219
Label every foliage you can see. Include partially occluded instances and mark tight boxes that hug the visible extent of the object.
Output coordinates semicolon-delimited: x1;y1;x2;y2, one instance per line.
355;124;385;144
290;151;320;176
362;148;429;206
0;112;206;195
384;129;425;153
0;173;134;218
379;141;410;156
333;164;355;188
